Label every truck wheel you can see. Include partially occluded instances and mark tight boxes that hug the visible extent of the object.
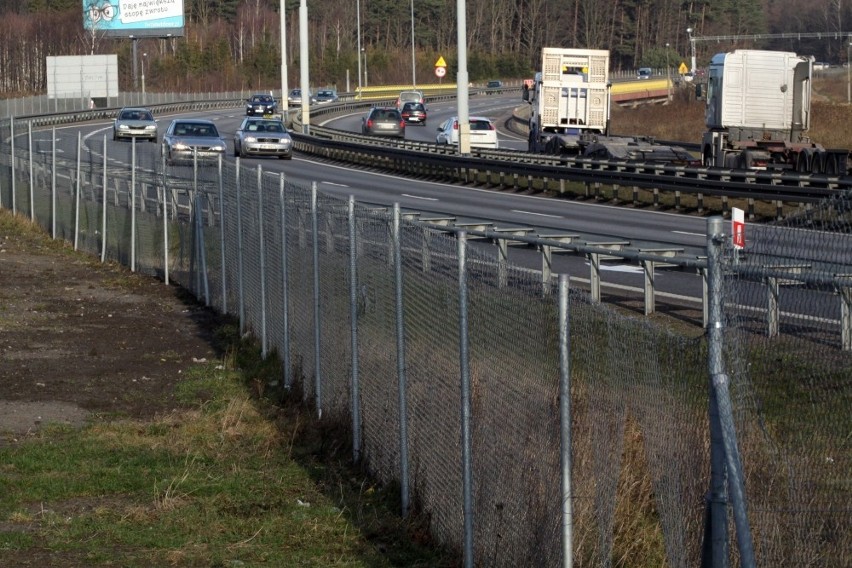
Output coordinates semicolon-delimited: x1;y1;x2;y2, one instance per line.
702;147;714;167
795;150;810;173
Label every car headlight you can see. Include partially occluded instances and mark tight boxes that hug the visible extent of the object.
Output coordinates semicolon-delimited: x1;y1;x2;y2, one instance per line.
145;125;156;131
118;124;129;130
244;136;257;143
213;144;226;152
172;143;189;150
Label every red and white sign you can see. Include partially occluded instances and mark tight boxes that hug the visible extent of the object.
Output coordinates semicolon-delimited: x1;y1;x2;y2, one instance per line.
732;207;745;250
435;66;446;78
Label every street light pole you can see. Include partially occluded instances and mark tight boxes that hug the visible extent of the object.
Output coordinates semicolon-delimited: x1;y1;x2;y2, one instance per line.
665;43;671;101
687;27;696;73
141;52;147;104
363;48;368;88
356;0;362;99
280;0;289;113
410;0;416;88
847;40;851;105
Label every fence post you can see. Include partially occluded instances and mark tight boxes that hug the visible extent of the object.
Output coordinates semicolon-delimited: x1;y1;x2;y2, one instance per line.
218;155;226;312
393;203;410;519
101;134;107;262
131;138;137;272
27;121;33;221
10;117;16;214
51;126;56;239
279;173;292;391
349;195;361;464
74;131;81;251
194;192;210;306
311;182;322;415
457;230;474;568
257;165;268;357
235;159;245;334
558;273;574;568
704;216;756;568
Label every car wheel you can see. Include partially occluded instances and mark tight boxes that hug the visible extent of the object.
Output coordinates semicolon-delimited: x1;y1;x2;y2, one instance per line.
233;142;240;158
112;131;118;141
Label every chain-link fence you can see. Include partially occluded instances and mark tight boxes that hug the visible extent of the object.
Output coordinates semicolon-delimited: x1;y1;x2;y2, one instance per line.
0;115;849;567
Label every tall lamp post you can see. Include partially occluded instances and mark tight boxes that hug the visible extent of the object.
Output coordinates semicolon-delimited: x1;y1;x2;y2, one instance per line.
687;27;696;73
665;43;671;101
847;39;851;104
362;48;368;88
410;0;416;88
141;52;147;104
356;0;362;99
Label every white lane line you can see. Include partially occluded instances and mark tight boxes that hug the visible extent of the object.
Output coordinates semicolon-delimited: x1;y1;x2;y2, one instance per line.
402;193;438;201
321;181;350;188
672;230;704;237
511;209;562;219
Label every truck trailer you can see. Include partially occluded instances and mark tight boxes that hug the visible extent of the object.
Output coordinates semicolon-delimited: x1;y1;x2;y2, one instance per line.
523;47;695;164
701;49;848;174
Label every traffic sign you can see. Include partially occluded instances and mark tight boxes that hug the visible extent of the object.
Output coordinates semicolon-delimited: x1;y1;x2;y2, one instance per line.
732;207;745;249
678;62;688;74
435;66;446;78
435;56;447;67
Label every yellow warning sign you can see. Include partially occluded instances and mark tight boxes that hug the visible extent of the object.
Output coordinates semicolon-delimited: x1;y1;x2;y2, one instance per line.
678;62;688;74
435;56;447;67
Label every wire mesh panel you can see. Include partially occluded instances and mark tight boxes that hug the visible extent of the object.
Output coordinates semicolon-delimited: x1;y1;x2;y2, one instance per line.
722;197;852;567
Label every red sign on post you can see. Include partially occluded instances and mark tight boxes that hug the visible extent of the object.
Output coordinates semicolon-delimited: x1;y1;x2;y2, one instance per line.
732;207;745;250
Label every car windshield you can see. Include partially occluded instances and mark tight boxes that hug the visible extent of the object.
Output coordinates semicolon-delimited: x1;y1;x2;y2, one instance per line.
487;81;502;88
403;103;424;111
400;92;421;101
373;109;399;120
247;121;284;133
174;123;218;137
120;110;152;120
252;96;272;103
470;120;493;131
318;91;334;97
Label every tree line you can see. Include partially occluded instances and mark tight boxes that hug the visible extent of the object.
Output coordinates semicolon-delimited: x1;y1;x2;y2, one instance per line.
1;0;851;96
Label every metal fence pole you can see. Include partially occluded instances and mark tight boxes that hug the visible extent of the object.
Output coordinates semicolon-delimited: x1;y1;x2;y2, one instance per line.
131;138;137;271
194;192;210;306
349;195;362;464
703;216;729;568
257;165;268;357
27;121;33;221
236;159;246;334
51;126;56;239
279;174;293;391
558;273;574;568
74;131;81;250
10;117;16;214
218;156;227;313
311;181;322;415
705;216;756;567
100;134;107;262
393;203;410;518
458;230;474;568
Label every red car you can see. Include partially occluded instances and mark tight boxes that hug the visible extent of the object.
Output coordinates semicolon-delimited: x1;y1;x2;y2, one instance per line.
400;102;427;126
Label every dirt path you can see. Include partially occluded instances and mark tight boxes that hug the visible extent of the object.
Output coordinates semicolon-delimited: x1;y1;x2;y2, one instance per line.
0;214;226;444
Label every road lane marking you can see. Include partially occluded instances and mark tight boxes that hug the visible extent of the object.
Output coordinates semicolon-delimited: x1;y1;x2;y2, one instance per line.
321;182;349;188
511;209;562;219
672;230;704;237
402;194;438;201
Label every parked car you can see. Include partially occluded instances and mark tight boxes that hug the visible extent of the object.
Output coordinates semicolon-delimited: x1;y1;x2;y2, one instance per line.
233;117;293;159
112;107;157;142
395;90;425;110
637;67;653;80
436;116;499;149
400;102;427;126
287;88;314;106
486;80;503;94
161;119;227;166
245;93;278;116
361;107;405;138
314;89;339;104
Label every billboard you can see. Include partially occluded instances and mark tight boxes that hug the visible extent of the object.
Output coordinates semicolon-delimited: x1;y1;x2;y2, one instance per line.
47;55;120;99
83;0;184;37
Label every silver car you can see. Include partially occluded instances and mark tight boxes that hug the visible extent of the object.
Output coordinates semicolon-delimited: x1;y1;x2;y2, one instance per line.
113;107;157;142
233;118;293;159
161;119;227;166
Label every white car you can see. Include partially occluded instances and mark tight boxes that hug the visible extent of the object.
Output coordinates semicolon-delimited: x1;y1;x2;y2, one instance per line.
436;116;499;149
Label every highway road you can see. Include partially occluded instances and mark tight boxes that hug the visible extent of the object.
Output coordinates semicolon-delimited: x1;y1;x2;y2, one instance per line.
16;96;849;331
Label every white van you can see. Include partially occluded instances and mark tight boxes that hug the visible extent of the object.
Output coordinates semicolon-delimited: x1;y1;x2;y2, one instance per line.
637;67;653;79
